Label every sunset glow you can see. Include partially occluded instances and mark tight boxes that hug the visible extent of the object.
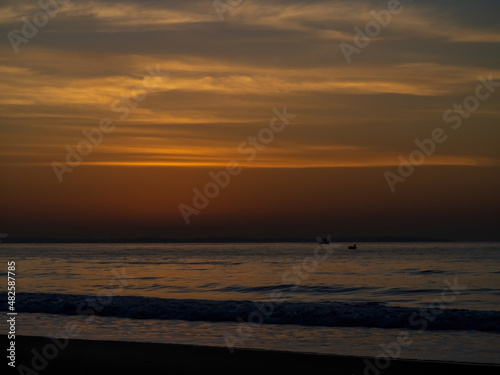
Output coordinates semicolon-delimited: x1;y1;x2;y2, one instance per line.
1;0;499;240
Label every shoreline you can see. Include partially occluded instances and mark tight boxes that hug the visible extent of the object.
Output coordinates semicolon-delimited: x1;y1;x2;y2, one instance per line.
5;336;499;375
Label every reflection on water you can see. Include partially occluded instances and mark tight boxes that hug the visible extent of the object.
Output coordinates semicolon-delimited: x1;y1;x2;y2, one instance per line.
18;313;500;364
1;242;499;310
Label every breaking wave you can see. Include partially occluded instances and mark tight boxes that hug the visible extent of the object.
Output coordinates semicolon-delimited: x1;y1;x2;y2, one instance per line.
2;293;499;332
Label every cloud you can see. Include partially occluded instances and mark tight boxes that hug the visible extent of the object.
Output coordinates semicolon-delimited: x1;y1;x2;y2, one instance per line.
0;0;499;174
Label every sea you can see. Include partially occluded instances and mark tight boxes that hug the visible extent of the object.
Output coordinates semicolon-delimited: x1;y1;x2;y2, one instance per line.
1;242;499;364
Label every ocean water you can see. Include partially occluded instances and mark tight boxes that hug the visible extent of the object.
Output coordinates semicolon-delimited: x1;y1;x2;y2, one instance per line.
1;242;499;364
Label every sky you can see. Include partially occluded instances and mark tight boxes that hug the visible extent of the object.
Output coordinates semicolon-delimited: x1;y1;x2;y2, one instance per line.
0;0;499;241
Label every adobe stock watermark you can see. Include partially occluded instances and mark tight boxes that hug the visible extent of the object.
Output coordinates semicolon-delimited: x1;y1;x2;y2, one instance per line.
360;277;467;375
52;65;168;183
178;106;297;224
384;74;499;192
7;0;70;54
339;0;406;64
223;237;339;353
213;0;246;21
16;268;133;375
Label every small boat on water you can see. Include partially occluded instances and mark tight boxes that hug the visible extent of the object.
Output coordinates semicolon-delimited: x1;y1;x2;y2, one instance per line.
348;244;357;249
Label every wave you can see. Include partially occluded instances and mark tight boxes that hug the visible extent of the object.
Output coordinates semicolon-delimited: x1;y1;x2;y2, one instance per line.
397;269;449;275
1;293;499;332
125;261;243;266
218;284;377;295
211;284;499;297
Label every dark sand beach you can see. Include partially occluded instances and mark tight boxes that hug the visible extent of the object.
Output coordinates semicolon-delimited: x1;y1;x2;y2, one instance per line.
6;336;499;375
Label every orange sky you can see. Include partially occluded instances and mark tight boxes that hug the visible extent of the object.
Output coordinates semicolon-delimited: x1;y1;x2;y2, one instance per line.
1;0;499;240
